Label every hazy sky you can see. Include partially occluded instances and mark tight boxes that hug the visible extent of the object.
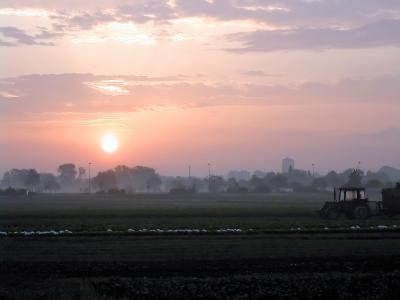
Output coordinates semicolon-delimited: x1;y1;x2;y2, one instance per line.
1;0;400;176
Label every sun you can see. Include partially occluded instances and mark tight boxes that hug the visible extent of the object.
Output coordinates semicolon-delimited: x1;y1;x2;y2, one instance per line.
101;133;119;153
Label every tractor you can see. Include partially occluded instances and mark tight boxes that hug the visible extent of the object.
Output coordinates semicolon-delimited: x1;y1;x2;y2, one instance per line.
320;187;378;220
320;183;400;220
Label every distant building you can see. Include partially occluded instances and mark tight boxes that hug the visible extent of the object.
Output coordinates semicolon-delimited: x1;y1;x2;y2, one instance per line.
282;157;295;173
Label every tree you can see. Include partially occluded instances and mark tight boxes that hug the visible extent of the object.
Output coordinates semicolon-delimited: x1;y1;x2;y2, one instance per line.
130;166;161;192
1;169;27;188
250;175;271;193
78;167;86;179
312;177;327;189
1;168;41;191
58;163;77;184
286;169;313;186
115;165;133;192
268;174;288;189
40;173;60;192
366;179;383;189
113;165;162;192
24;169;40;191
324;171;342;188
93;170;117;191
227;178;239;192
209;175;226;193
227;170;251;181
346;169;363;187
147;173;162;191
227;178;248;193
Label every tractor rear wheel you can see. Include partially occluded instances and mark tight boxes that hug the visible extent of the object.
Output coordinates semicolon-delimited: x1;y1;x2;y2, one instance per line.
326;208;340;220
353;205;370;220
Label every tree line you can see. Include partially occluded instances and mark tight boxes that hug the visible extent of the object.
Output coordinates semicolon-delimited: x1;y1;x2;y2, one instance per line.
0;164;162;194
1;164;399;195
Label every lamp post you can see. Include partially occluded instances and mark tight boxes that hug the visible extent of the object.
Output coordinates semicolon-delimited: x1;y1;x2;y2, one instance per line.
208;163;211;192
88;162;92;194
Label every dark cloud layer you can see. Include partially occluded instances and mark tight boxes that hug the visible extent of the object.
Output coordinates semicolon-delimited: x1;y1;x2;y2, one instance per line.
240;70;279;77
227;19;400;52
175;0;400;26
0;26;63;46
1;0;400;50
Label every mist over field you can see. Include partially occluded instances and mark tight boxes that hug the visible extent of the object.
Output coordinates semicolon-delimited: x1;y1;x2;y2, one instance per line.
2;161;400;194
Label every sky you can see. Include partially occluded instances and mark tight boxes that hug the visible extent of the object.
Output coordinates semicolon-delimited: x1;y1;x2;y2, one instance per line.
1;0;400;177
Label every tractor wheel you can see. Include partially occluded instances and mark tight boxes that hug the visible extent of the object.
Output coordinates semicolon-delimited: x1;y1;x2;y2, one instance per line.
326;208;340;220
319;211;327;219
353;205;370;220
345;212;355;219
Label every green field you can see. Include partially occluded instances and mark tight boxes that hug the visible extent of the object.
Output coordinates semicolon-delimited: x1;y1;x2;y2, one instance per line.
1;192;400;299
0;192;397;232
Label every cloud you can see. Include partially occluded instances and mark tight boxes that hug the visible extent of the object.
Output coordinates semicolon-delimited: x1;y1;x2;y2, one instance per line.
0;26;62;46
0;90;20;98
2;1;400;27
118;1;177;24
2;1;400;49
174;0;400;27
1;73;400;118
240;70;279;77
0;7;52;17
0;38;15;46
226;19;400;52
51;10;116;31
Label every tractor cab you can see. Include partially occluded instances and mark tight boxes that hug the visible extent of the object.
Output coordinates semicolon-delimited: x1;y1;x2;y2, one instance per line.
320;187;370;220
334;187;367;202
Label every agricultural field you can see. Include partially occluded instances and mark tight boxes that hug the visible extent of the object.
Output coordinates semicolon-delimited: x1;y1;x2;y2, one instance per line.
1;192;400;299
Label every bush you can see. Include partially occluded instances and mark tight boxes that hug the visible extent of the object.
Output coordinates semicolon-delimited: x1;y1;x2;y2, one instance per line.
169;188;193;194
0;187;29;196
108;188;126;195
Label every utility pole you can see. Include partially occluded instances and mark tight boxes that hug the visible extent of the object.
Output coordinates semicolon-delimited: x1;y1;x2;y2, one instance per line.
188;165;192;191
312;163;315;177
208;163;211;192
88;162;91;194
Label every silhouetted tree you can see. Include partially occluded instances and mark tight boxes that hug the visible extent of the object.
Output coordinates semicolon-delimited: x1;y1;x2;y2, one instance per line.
24;169;40;191
1;169;29;189
115;165;133;192
346;169;363;187
40;173;60;192
58;163;77;184
113;165;162;192
286;169;313;186
312;177;327;189
324;171;342;187
250;175;271;193
227;170;251;181
130;166;161;192
93;170;117;191
268;174;288;189
366;179;383;189
209;175;226;193
78;167;86;179
227;178;239;192
147;173;162;191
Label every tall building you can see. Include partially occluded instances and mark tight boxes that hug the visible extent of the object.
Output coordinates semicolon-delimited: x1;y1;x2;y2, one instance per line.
282;157;295;173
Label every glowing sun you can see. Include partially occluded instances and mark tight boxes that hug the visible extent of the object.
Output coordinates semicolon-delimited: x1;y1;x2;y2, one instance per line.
101;133;119;153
